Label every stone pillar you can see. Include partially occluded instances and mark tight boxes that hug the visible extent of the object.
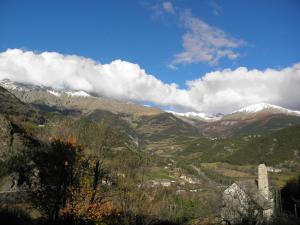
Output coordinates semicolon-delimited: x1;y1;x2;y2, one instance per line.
258;164;269;199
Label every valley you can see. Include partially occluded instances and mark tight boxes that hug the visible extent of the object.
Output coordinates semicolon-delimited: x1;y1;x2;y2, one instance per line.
0;81;299;224
1;2;300;224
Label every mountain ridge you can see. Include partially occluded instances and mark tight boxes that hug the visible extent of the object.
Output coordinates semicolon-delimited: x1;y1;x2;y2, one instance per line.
0;81;300;167
0;79;162;116
2;79;300;119
168;103;300;121
231;102;300;116
2;79;300;139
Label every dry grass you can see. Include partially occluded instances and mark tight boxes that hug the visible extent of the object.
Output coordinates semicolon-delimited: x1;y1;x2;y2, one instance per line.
216;168;252;178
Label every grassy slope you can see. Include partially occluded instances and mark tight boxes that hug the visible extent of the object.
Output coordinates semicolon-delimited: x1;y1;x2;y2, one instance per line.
231;114;300;136
227;125;300;165
178;125;300;166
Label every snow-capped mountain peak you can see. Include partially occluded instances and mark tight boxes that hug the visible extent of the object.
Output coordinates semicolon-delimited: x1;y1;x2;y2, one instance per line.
0;79;40;92
234;103;281;113
232;103;300;116
0;79;91;98
168;103;300;123
166;111;222;122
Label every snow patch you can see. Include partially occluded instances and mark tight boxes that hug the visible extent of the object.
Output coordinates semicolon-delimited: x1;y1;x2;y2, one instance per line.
65;90;90;97
167;111;222;122
0;79;23;91
47;90;61;97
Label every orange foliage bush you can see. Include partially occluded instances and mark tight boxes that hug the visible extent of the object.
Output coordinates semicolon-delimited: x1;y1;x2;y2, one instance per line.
49;135;78;146
61;186;120;221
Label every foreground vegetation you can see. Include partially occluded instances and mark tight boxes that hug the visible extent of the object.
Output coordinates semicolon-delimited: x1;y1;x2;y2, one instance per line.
1;130;299;225
0;122;221;225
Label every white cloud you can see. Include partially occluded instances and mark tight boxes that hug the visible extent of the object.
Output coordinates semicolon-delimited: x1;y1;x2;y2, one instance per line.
1;49;300;114
146;2;245;67
162;1;175;15
169;10;246;68
185;64;300;113
0;49;189;108
147;1;176;23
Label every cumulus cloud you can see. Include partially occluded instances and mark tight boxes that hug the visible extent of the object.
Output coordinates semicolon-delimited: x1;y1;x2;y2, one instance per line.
186;65;300;113
1;49;300;114
169;10;246;68
0;49;189;108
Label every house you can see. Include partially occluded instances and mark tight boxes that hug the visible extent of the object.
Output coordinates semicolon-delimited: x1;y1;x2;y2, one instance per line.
221;164;274;224
267;166;282;173
180;175;197;184
148;179;173;188
160;179;172;187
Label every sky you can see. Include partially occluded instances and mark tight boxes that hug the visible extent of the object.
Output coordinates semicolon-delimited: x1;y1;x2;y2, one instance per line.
0;0;300;114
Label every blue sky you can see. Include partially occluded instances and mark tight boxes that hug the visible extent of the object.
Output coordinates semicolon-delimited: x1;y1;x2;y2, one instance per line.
1;0;299;86
0;0;300;113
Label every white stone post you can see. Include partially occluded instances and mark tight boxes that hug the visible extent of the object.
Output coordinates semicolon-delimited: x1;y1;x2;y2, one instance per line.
258;164;269;200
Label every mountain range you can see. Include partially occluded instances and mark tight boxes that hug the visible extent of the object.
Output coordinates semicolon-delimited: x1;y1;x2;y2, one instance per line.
1;79;300;164
0;79;162;116
1;79;300;140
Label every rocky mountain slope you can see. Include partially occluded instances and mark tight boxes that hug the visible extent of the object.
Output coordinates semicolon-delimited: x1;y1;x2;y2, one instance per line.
0;81;199;156
0;79;162;116
0;114;40;161
0;79;200;140
0;87;41;162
